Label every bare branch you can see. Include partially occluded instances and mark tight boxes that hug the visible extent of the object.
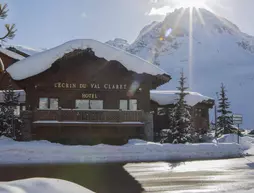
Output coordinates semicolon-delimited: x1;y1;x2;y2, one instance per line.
0;4;8;19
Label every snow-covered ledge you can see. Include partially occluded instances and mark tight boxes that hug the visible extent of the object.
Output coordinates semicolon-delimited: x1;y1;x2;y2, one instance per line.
150;90;214;106
6;39;170;81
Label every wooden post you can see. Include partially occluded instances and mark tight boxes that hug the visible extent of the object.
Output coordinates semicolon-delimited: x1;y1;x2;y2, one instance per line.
119;109;122;122
20;110;33;141
58;107;62;121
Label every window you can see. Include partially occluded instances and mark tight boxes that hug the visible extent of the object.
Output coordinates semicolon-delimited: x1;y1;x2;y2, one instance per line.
39;98;59;109
120;100;128;110
39;98;48;109
75;99;103;109
195;108;206;118
22;105;26;111
50;98;59;109
90;100;103;109
119;99;137;110
76;100;89;109
129;99;137;110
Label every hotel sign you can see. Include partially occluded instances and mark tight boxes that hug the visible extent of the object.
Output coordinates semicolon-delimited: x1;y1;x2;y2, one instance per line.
54;82;128;90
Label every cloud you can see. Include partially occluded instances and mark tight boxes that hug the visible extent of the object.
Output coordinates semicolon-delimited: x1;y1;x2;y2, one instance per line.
147;6;175;16
81;12;87;18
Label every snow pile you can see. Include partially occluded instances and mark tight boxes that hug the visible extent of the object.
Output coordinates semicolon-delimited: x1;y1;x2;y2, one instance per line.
217;134;254;154
0;178;94;193
0;47;25;60
150;90;213;106
6;39;169;81
0;136;243;164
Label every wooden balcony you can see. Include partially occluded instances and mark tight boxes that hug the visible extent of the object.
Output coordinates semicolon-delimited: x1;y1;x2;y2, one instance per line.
33;109;145;127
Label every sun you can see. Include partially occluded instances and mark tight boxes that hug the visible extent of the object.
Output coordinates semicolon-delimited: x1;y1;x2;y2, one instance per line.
175;0;207;8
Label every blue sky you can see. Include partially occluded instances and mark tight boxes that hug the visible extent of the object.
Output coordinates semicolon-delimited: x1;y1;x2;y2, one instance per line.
2;0;254;49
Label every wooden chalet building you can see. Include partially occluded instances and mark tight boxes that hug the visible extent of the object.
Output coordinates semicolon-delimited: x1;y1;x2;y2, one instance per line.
0;46;25;90
0;47;27;116
6;39;171;145
150;90;214;141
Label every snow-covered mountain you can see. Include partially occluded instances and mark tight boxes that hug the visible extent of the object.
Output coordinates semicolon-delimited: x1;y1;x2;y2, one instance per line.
107;8;254;128
106;38;130;50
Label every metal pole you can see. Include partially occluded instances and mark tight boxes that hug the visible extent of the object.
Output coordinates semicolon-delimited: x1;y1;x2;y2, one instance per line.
214;103;217;138
214;92;219;141
237;123;240;144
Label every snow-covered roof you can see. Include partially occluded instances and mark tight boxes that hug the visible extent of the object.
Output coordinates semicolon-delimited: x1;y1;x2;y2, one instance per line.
6;39;170;81
150;90;214;106
6;45;43;56
0;47;25;60
0;90;26;103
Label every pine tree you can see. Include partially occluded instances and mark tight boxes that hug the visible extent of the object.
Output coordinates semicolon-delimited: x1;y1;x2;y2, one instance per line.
164;71;194;144
0;83;22;139
216;83;234;137
0;3;16;42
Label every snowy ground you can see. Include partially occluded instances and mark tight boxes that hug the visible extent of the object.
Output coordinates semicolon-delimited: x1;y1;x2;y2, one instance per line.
0;135;251;164
0;178;94;193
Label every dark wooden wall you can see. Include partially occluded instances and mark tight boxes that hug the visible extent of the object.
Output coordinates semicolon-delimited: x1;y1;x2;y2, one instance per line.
151;101;212;137
0;52;20;90
18;52;152;112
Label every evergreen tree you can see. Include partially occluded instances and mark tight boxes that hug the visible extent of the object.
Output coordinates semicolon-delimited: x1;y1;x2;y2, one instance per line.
0;83;22;139
164;71;194;144
0;3;16;42
216;83;234;137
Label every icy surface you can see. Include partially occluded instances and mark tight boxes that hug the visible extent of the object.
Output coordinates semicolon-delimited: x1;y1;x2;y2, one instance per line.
0;178;94;193
6;39;168;80
0;47;24;60
0;136;243;164
150;90;213;106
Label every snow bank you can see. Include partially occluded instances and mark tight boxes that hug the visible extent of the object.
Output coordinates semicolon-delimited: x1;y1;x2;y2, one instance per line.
0;178;94;193
217;134;254;154
6;39;169;80
150;90;213;106
0;47;25;60
0;136;243;164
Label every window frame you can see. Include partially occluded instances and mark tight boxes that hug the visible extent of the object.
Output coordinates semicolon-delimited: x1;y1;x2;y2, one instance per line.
119;99;138;110
75;99;104;110
38;97;59;110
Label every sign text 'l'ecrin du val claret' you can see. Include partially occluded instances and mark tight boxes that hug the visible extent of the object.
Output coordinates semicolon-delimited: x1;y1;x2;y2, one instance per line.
54;82;128;90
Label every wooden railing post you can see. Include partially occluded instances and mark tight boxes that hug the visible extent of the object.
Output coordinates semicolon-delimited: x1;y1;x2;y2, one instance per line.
58;107;62;121
119;109;122;122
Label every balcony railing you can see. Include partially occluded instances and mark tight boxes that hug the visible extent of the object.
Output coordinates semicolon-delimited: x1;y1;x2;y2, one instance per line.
33;109;144;123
